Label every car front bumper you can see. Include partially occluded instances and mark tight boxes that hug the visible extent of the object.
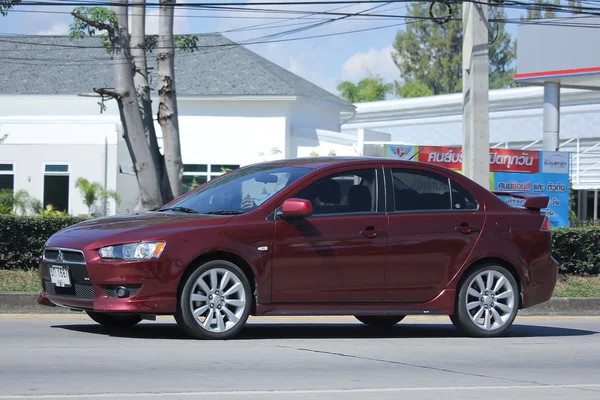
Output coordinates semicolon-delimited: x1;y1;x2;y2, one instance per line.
38;254;180;314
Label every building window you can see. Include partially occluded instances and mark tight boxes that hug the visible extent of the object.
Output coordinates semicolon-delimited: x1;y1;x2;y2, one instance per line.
183;164;239;192
43;164;69;213
0;164;14;192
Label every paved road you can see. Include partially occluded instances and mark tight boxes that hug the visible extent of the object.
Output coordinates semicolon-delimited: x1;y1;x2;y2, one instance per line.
0;314;599;400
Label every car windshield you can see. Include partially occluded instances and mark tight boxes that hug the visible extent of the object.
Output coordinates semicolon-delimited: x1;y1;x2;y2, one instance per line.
159;165;312;215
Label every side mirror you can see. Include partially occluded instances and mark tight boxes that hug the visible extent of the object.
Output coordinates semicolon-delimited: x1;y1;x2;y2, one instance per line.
280;198;313;220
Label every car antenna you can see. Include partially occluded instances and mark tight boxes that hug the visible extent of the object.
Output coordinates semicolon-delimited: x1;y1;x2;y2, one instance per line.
408;148;423;161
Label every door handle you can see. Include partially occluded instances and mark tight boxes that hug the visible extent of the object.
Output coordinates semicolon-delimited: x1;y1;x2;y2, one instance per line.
456;222;478;234
360;226;380;238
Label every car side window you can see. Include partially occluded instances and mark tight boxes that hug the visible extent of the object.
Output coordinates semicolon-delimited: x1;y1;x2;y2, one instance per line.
391;169;451;212
450;180;478;211
294;169;377;216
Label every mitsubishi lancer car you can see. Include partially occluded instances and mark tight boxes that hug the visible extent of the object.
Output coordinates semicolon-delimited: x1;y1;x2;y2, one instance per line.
38;157;558;339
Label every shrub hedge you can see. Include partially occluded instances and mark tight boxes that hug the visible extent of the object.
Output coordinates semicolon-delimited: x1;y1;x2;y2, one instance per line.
0;215;88;270
1;215;599;276
551;226;600;276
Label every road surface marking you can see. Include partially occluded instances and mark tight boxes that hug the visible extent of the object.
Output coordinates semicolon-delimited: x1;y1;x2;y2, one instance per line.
1;384;600;398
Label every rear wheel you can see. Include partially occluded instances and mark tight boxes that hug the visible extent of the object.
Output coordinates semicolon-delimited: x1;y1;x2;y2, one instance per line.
86;311;142;328
355;315;405;327
450;264;519;337
176;260;252;340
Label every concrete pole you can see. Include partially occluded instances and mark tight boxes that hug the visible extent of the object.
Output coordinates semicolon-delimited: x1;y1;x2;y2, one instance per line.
543;82;560;151
462;1;490;189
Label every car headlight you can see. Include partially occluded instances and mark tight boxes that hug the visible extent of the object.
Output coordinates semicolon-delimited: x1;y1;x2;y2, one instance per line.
98;241;166;261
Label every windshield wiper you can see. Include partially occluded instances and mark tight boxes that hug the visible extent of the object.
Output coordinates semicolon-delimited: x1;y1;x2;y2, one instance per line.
158;206;199;214
204;210;245;215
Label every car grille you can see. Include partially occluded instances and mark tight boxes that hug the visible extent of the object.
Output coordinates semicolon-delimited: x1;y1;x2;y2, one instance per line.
44;281;96;300
43;248;86;264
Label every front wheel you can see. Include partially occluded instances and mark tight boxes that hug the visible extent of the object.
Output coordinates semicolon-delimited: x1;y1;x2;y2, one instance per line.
86;311;142;328
450;264;519;337
176;260;252;340
355;315;405;327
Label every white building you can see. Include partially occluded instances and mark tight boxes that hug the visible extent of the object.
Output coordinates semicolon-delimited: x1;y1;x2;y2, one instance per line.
0;34;357;215
341;86;600;221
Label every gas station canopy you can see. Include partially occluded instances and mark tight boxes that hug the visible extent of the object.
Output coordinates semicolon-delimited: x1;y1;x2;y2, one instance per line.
515;16;600;90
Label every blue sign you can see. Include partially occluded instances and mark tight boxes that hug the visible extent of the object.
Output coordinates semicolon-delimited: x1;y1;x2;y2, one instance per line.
493;151;570;228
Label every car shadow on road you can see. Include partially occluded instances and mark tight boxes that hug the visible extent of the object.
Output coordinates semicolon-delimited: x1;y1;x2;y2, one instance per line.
51;320;598;340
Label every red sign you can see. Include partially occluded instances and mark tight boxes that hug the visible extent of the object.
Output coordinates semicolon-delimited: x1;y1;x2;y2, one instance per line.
419;146;539;173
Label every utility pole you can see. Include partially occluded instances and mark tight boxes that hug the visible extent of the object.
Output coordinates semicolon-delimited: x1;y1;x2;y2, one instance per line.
543;81;560;151
462;1;490;189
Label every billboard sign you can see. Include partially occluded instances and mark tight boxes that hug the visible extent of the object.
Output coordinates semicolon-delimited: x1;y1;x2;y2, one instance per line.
384;145;570;228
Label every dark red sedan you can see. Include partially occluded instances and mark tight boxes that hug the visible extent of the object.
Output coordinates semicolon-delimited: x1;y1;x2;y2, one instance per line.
38;157;558;339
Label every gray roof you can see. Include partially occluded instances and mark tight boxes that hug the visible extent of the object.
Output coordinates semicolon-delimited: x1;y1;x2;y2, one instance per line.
0;34;353;109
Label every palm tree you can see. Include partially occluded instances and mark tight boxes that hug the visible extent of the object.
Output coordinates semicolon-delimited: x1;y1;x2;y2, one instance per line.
75;177;121;216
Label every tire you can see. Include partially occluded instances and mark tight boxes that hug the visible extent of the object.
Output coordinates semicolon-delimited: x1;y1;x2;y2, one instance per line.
86;311;142;328
355;315;405;327
176;260;252;340
450;264;520;338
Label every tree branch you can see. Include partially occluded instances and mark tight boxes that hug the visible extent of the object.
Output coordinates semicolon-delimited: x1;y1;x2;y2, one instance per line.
94;87;120;99
72;11;113;32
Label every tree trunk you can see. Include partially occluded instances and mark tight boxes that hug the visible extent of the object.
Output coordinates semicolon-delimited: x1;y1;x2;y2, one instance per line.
157;0;183;199
112;0;163;209
130;0;173;202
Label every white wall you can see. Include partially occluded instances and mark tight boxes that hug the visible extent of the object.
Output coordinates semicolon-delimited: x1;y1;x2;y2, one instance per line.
0;122;119;216
0;94;348;214
289;97;343;133
170;99;290;165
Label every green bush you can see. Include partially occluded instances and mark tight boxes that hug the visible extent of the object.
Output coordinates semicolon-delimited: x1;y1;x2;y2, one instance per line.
0;215;88;270
0;215;599;276
552;226;600;276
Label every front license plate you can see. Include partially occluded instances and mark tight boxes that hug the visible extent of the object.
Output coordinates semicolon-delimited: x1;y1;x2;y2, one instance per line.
49;265;71;287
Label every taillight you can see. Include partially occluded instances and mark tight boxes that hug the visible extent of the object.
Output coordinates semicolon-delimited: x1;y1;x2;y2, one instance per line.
541;216;550;231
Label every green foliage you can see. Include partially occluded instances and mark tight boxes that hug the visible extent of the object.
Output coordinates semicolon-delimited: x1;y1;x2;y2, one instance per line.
0;0;19;17
0;190;14;215
337;75;393;103
0;215;88;270
396;80;434;98
568;0;583;14
173;35;199;52
69;7;116;52
393;3;516;96
70;10;199;55
0;189;69;216
521;0;560;20
75;177;121;215
552;226;600;276
0;189;38;215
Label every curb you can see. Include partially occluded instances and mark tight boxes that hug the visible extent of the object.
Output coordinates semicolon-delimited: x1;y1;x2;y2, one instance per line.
1;292;599;316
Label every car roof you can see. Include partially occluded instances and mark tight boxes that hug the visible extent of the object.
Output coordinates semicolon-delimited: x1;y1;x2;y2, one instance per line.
257;156;422;170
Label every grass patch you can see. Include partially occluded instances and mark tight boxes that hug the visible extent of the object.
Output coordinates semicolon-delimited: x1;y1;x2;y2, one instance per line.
0;269;41;292
553;275;600;297
0;270;599;297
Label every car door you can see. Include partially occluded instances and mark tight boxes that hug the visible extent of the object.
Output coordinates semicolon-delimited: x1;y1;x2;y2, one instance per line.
383;165;485;303
270;165;388;303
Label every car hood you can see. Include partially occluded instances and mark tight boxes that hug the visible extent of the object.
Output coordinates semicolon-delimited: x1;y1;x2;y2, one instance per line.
45;211;231;249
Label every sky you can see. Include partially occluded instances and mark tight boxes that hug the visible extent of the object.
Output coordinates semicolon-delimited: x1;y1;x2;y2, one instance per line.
0;1;525;98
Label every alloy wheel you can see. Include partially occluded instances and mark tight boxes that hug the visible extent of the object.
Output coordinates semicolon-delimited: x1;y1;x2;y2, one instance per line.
189;267;247;333
177;260;252;340
450;264;519;338
465;270;516;331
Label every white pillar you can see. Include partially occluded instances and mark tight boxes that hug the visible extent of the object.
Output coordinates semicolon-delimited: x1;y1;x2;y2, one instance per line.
543;82;560;151
462;2;490;189
594;190;598;221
